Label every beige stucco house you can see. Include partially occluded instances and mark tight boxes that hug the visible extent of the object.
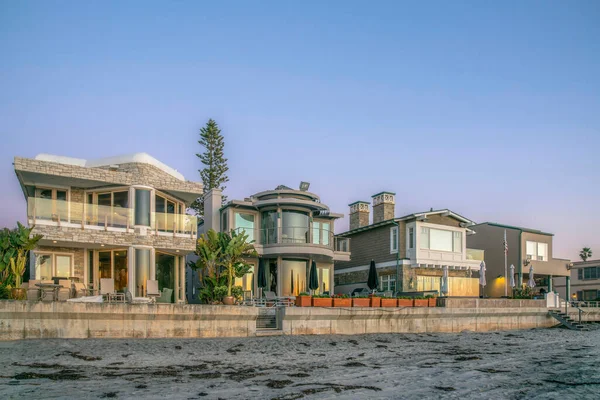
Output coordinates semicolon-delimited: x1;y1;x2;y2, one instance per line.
187;185;350;300
14;153;202;302
334;192;484;296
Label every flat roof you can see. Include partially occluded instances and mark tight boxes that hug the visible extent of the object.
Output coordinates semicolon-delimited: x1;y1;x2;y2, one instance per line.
475;222;554;236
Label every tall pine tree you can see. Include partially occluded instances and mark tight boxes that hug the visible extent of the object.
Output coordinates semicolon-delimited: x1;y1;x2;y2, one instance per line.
190;119;229;216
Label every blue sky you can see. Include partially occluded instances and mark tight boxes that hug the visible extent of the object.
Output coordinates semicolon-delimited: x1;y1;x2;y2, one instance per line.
1;1;599;260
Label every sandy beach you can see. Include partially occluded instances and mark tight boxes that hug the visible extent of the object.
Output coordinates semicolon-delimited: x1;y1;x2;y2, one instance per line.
1;327;599;400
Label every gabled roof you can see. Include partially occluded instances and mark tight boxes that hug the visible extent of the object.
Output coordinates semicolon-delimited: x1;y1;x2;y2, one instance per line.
473;222;554;236
337;209;475;236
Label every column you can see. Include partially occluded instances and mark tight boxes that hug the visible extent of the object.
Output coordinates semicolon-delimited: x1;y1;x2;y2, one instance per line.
548;274;553;293
566;276;571;300
276;256;282;297
180;256;186;303
174;256;180;302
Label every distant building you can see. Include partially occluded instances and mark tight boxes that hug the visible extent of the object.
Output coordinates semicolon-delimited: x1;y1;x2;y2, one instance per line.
467;223;570;298
334;191;484;296
187;185;349;302
14;153;202;303
554;260;600;301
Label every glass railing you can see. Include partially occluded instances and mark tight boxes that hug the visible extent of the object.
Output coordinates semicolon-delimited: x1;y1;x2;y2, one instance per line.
466;248;485;261
27;197;197;235
152;211;197;235
254;227;340;248
334;237;351;253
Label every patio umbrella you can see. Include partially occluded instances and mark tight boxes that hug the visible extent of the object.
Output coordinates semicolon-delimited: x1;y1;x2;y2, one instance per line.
479;261;487;288
308;261;319;294
527;265;536;288
257;259;267;297
441;265;449;296
509;264;516;288
291;270;294;295
367;260;378;293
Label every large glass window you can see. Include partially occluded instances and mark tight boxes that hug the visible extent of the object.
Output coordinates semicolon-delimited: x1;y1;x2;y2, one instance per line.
312;222;321;244
88;251;94;286
317;265;331;295
526;241;549;262
322;222;331;246
156;253;175;302
134;189;151;226
34;188;69;222
99;251;112;279
55;255;72;277
155;194;179;232
282;211;309;244
420;227;462;253
234;264;255;294
281;259;307;296
114;251;128;292
35;254;53;280
261;211;278;244
267;259;278;293
235;213;255;242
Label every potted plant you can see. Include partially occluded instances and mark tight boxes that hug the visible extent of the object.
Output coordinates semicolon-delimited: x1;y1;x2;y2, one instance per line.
397;296;414;307
312;294;332;307
352;295;370;307
295;292;312;307
332;294;351;307
231;285;244;304
220;230;257;306
213;285;228;304
381;296;398;307
0;222;42;300
425;295;437;307
413;296;428;307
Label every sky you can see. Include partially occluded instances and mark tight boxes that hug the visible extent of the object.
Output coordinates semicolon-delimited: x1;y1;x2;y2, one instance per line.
0;1;599;261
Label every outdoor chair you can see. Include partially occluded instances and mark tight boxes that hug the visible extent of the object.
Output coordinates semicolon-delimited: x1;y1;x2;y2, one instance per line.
100;278;125;303
27;280;40;301
73;282;87;298
57;280;72;301
146;280;161;303
40;280;56;302
156;288;173;303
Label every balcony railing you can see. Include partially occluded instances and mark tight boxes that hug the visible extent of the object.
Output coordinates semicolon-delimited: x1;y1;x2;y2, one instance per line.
466;248;485;261
334;237;351;253
27;197;197;236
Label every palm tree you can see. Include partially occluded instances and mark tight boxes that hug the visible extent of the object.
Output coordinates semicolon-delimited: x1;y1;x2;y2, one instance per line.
220;230;257;297
579;247;593;262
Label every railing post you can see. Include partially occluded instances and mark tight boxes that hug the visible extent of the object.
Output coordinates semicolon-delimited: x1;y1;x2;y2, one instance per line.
173;221;176;237
104;214;108;231
57;213;61;227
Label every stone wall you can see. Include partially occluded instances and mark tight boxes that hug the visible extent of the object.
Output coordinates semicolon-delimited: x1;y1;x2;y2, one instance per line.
15;157;203;197
32;225;195;252
0;302;258;340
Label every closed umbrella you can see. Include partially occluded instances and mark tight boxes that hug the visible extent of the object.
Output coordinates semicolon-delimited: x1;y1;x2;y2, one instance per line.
308;261;319;294
527;265;536;288
367;260;378;293
441;265;449;296
291;271;294;295
257;259;267;298
509;264;516;288
479;261;487;288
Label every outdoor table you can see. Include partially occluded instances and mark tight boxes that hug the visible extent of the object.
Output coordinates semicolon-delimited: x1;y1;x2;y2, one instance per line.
35;283;62;302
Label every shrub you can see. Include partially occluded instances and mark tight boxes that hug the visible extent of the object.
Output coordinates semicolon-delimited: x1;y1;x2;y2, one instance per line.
0;283;10;299
231;285;243;300
396;296;412;299
213;285;228;299
425;295;435;299
312;294;331;298
298;292;310;296
333;294;349;299
354;295;369;298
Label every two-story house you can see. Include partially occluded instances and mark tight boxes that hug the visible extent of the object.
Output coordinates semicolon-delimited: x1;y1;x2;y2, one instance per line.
334;192;484;296
14;153;202;303
554;260;600;302
466;222;570;298
187;185;350;300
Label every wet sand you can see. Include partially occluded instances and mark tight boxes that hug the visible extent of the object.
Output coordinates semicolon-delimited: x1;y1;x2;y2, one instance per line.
1;327;599;399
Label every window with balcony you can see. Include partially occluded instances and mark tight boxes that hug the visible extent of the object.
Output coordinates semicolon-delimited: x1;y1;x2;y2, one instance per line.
420;227;462;253
235;213;255;242
33;187;68;222
312;220;331;246
526;241;548;262
92;190;129;227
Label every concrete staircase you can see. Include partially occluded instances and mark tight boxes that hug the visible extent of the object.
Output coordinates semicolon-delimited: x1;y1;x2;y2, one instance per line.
548;310;589;331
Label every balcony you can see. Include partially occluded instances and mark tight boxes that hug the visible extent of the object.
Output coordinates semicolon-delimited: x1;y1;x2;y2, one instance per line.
27;197;197;236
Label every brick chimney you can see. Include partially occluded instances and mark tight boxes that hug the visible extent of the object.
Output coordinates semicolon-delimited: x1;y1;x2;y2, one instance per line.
372;191;395;224
349;201;370;230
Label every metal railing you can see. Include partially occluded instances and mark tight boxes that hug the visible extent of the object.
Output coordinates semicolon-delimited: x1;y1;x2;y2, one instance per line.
28;197;197;235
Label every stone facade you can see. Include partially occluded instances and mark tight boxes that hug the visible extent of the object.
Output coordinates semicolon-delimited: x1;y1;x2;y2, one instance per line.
14;157;203;196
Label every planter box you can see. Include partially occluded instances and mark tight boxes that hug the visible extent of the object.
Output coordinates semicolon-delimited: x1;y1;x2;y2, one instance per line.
381;298;397;307
333;298;351;307
352;298;370;307
397;299;414;307
414;299;428;307
369;296;381;307
295;295;312;307
312;298;332;307
428;297;437;307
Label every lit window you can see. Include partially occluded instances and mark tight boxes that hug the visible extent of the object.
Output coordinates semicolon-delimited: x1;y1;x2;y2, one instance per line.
526;241;548;262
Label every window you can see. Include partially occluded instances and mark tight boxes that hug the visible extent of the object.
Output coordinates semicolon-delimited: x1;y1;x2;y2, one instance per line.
261;211;278;244
235;212;255;242
578;269;583;280
155;194;182;232
234;264;255;293
409;227;414;249
312;221;332;246
380;275;396;292
281;259;307;296
526;241;549;262
453;232;462;253
134;189;150;226
312;222;321;244
96;191;129;227
317;265;331;295
34;253;73;279
420;227;463;253
322;222;331;246
581;266;600;280
282;211;309;243
390;227;398;253
420;227;429;249
221;210;229;232
34;188;69;222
